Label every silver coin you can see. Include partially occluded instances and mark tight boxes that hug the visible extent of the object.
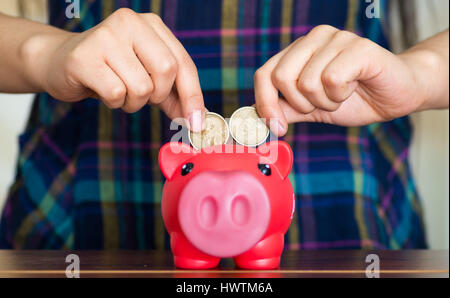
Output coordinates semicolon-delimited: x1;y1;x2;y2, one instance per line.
189;112;230;150
229;106;269;147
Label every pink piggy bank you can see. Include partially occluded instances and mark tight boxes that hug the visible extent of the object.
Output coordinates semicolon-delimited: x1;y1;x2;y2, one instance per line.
158;141;294;269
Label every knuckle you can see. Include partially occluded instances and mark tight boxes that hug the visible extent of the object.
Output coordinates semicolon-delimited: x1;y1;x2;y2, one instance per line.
110;85;126;102
334;30;356;40
271;68;288;87
133;83;153;98
122;103;142;113
148;93;164;105
182;58;198;73
111;8;137;24
149;88;171;105
254;67;268;81
123;98;148;113
322;102;341;112
91;26;114;42
310;24;337;35
298;78;320;94
105;98;123;109
355;37;375;51
312;98;340;112
147;97;159;105
299;105;316;114
286;96;315;114
159;58;178;76
113;7;136;18
304;106;316;114
182;94;203;105
147;12;163;23
322;70;342;88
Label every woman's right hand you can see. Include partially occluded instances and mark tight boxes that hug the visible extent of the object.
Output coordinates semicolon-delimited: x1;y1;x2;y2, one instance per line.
22;8;205;131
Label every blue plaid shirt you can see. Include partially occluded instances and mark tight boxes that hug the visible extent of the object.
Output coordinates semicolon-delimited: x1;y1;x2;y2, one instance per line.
0;0;427;250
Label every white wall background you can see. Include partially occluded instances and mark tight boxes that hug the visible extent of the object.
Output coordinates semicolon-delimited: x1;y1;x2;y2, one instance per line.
0;0;448;249
0;93;33;205
408;0;449;250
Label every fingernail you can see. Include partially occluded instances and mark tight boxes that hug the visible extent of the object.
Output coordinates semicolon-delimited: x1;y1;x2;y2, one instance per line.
201;113;206;130
277;120;286;136
268;118;286;137
188;110;203;133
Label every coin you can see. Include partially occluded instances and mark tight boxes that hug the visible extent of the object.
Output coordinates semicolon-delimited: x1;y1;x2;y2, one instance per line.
189;112;230;150
229;106;269;147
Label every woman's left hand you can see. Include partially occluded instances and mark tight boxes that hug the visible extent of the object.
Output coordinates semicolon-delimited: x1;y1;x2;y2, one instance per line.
254;25;448;136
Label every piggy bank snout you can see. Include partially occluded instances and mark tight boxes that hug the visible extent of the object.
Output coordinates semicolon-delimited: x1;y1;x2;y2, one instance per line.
178;171;271;258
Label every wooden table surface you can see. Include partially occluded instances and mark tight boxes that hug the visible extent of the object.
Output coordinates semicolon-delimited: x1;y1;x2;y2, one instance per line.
0;250;448;278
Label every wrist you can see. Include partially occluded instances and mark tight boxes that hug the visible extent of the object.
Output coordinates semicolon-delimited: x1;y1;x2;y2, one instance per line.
399;48;448;112
20;31;73;93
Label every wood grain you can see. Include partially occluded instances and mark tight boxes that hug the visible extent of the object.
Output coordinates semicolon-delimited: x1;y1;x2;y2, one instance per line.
0;250;448;278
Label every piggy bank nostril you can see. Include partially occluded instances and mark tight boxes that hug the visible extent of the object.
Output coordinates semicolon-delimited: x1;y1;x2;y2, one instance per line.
198;196;218;228
231;195;251;226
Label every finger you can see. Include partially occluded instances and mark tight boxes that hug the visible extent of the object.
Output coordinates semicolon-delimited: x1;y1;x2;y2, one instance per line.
280;93;383;127
279;97;325;124
323;38;383;100
144;14;205;132
156;88;184;121
270;39;316;114
77;62;126;109
297;30;357;111
105;42;154;113
131;19;178;105
254;50;289;137
156;89;211;129
272;26;339;113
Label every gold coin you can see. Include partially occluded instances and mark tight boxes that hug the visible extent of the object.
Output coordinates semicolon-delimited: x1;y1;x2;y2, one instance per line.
229;106;269;147
189;112;230;150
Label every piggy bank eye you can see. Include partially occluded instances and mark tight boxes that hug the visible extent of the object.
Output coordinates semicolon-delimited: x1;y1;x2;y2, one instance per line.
258;164;271;176
181;163;194;176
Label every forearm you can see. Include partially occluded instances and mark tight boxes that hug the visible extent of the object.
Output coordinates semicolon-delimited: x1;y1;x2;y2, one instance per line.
399;30;449;111
0;13;69;93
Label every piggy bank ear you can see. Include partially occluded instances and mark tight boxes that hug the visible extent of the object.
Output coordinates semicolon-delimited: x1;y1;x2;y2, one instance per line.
159;142;196;180
257;141;293;179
